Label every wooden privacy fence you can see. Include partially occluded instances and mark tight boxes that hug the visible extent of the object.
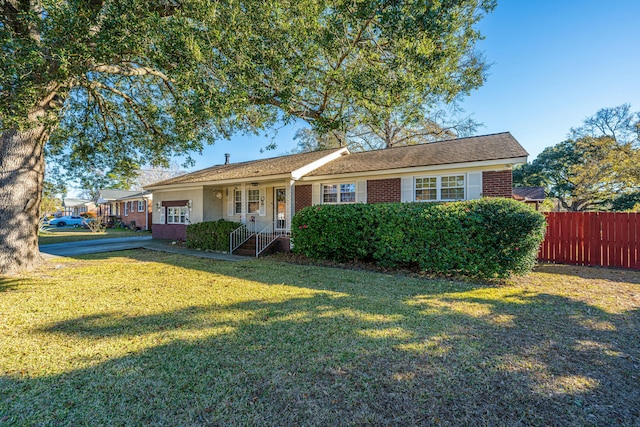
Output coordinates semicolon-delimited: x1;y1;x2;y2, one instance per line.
538;212;640;269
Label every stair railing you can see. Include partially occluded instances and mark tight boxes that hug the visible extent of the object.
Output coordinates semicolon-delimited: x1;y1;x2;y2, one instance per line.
255;221;287;257
229;223;254;254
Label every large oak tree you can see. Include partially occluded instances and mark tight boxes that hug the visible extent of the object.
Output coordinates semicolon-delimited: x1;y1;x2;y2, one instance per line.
1;0;495;275
514;104;640;211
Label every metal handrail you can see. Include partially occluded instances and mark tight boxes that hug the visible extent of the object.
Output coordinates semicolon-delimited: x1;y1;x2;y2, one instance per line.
255;222;287;257
229;223;254;254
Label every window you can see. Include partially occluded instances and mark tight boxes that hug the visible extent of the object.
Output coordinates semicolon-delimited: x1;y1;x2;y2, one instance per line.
415;175;465;202
167;206;187;224
322;183;356;204
138;200;144;212
234;190;242;214
441;175;465;200
415;177;437;201
124;202;129;216
247;189;260;214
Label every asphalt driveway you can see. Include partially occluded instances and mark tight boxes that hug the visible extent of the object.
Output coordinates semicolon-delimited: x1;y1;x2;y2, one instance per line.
39;236;153;257
39;236;247;261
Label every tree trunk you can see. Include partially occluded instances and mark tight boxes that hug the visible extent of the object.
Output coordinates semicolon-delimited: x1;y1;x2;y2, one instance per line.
0;123;47;276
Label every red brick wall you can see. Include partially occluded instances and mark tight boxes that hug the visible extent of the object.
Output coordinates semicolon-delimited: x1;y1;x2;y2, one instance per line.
152;224;187;240
295;184;312;213
482;170;513;198
367;178;401;203
120;200;152;230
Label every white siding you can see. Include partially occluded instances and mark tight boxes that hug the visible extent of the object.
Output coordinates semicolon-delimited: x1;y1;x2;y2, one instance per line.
259;187;266;216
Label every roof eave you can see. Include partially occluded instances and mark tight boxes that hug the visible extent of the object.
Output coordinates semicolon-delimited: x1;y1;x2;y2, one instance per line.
291;147;350;180
300;156;528;181
144;173;294;191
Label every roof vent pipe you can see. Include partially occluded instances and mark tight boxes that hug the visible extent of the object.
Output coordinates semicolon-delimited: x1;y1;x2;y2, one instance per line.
224;153;230;164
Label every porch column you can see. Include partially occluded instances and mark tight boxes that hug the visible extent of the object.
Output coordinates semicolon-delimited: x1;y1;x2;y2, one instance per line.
240;183;246;225
288;179;296;232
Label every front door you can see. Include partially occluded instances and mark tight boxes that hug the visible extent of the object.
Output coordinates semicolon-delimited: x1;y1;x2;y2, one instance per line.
275;188;287;230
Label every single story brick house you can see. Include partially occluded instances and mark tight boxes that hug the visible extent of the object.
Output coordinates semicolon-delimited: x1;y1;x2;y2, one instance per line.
145;132;528;248
117;191;153;230
94;189;153;230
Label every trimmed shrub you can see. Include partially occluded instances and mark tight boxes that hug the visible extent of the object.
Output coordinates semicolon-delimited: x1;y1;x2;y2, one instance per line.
186;220;241;252
291;198;547;279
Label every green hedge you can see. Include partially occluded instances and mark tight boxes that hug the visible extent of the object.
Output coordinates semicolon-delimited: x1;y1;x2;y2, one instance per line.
186;220;241;252
291;198;547;279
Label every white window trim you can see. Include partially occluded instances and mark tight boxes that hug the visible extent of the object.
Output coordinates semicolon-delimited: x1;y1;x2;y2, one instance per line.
414;174;466;202
124;202;129;216
167;206;188;224
321;182;357;204
138;200;145;212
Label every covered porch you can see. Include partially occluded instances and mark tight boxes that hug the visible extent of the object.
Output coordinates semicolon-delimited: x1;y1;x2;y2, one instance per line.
151;179;296;255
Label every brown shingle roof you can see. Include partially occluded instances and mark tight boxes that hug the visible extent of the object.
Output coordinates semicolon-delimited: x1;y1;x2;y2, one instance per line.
146;148;346;187
306;132;528;177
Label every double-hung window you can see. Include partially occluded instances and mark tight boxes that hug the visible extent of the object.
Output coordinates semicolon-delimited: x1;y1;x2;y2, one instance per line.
124;202;129;216
415;175;465;202
138;201;145;212
167;206;187;224
441;175;465;200
322;183;356;204
234;190;242;214
247;189;260;214
415;177;437;201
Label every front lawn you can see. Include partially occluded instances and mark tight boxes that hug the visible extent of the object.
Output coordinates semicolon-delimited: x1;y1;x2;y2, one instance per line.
1;252;638;426
38;227;150;245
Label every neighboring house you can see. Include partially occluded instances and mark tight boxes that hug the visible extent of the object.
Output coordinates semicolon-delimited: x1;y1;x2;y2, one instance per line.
94;189;153;230
512;186;546;210
145;132;529;243
61;198;96;216
94;189;140;219
118;191;153;230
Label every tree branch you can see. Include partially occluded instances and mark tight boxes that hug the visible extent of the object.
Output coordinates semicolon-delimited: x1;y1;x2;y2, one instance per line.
85;80;156;134
90;63;175;84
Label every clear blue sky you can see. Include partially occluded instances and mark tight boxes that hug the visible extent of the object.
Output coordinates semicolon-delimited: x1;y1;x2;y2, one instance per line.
184;1;640;170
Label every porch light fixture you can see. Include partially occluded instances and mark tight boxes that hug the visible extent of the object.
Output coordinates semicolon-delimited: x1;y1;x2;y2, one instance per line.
187;200;193;210
156;201;161;209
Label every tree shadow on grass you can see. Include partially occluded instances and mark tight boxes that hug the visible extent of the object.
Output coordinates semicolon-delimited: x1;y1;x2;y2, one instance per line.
3;252;639;426
0;278;21;292
535;262;640;284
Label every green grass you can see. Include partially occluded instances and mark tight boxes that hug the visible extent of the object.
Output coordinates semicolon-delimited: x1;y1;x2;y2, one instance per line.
38;227;150;245
1;253;639;426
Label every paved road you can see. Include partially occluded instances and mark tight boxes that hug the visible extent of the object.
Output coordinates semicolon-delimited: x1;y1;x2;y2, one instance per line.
39;236;248;261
